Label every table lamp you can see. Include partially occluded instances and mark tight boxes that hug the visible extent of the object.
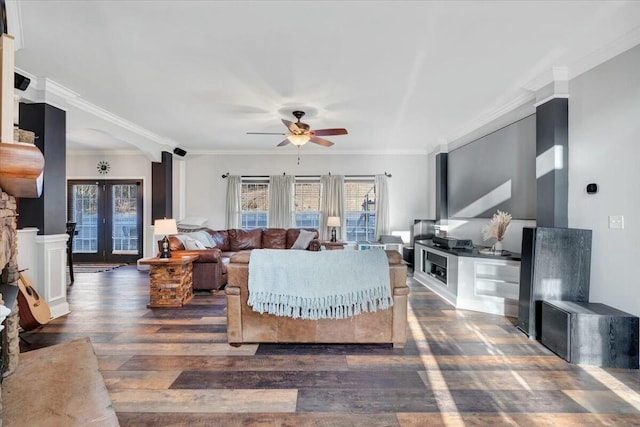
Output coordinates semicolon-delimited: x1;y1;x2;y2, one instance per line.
327;216;341;242
154;218;178;258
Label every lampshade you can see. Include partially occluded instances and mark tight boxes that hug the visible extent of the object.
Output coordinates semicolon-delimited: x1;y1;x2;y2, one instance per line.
154;218;177;236
288;134;310;146
327;216;341;227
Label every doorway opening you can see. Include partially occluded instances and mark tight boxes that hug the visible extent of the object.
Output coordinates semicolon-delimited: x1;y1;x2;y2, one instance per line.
67;180;143;263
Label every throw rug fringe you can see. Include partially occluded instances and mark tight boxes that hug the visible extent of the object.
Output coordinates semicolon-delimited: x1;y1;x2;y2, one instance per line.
247;249;392;320
248;287;392;320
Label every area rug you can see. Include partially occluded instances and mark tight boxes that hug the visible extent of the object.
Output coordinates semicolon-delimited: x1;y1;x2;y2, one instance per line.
72;263;128;273
2;337;119;426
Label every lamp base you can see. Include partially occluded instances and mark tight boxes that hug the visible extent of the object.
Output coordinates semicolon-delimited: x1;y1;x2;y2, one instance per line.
159;235;172;258
330;228;337;242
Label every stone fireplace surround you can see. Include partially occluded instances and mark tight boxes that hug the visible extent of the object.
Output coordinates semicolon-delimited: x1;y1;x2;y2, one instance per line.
0;187;23;414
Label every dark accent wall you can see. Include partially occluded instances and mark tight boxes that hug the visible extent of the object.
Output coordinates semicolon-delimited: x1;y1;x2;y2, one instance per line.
447;114;536;219
536;98;568;227
17;103;66;235
152;151;173;220
435;153;448;221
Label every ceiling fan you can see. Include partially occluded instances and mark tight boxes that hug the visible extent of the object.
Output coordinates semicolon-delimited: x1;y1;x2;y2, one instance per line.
247;111;348;147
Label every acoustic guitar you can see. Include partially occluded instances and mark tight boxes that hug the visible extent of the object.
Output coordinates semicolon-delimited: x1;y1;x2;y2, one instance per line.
17;272;51;331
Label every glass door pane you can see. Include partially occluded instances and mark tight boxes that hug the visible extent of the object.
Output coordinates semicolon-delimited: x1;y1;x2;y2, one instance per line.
70;183;99;254
111;184;139;255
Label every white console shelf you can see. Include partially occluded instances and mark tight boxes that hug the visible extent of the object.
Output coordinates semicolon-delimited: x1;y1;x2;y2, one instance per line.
414;241;520;317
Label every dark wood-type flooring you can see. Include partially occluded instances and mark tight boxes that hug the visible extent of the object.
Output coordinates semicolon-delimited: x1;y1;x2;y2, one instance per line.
18;266;640;426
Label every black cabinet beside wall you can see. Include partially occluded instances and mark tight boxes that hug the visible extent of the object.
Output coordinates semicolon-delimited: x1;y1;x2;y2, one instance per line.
517;227;592;339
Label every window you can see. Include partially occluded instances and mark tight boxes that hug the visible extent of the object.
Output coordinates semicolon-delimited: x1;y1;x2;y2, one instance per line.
345;180;376;241
294;181;320;228
70;184;98;252
241;181;268;229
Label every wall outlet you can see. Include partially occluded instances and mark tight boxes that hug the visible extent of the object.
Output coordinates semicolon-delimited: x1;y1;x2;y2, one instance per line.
608;215;624;229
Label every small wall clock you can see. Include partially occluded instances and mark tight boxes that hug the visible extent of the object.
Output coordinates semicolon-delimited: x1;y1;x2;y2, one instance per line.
97;161;110;175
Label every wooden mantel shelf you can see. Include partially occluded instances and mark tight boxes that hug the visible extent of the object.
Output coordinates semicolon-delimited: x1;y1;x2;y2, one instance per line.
0;142;45;198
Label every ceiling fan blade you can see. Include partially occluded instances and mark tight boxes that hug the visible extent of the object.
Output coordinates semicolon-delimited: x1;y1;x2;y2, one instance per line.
312;128;348;136
247;132;287;135
310;136;335;147
277;138;291;147
282;119;301;133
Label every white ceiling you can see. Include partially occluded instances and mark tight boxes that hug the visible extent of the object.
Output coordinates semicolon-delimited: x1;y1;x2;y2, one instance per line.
9;1;640;158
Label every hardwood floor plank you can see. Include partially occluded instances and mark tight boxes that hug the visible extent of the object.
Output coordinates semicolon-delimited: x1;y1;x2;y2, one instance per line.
438;390;588;413
111;332;227;344
92;342;258;356
170;370;425;390
397;412;640;427
562;390;640;414
296;388;438;413
419;370;608;391
109;389;298;413
102;370;182;389
119;355;349;372
118;412;400;427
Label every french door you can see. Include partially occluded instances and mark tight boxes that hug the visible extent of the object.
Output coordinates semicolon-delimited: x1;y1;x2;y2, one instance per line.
67;180;143;263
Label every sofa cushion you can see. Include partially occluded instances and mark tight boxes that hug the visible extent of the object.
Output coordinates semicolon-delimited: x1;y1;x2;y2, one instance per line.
262;228;287;249
291;229;316;249
286;228;319;249
208;230;230;251
229;228;263;251
230;252;251;264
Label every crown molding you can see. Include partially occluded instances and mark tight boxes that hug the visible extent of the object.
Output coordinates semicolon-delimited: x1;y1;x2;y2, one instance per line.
42;77;80;100
187;148;429;156
568;25;640;80
66;96;176;149
447;29;640;150
14;68;177;153
66;149;146;157
447;91;536;147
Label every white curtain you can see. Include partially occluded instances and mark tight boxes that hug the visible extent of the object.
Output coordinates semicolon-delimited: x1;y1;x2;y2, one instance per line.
320;174;345;241
225;175;242;229
374;174;390;240
268;175;295;228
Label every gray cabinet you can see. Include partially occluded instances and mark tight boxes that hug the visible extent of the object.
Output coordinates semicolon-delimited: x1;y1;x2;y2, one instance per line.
541;301;639;369
517;227;592;339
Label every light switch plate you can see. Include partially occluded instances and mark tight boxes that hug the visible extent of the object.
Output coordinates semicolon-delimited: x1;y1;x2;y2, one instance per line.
609;215;624;229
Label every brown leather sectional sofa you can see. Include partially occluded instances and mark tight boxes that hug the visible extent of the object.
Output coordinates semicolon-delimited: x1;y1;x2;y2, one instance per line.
166;228;320;291
225;250;409;348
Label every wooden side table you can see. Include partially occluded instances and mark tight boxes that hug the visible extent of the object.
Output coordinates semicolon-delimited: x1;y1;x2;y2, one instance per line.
321;241;346;250
139;255;199;308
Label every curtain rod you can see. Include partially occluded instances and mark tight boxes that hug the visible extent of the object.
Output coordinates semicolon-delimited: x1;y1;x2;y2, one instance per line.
221;172;392;179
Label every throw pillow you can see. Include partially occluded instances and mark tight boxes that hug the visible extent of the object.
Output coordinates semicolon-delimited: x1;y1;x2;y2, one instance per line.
291;229;316;250
186;231;215;248
184;238;206;250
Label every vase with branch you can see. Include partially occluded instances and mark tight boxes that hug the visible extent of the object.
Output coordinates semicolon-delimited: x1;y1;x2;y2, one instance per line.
482;210;512;253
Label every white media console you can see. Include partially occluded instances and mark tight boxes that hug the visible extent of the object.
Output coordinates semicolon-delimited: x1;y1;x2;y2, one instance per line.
414;240;521;317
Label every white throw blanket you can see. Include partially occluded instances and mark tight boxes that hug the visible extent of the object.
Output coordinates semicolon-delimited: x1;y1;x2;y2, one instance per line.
247;249;392;320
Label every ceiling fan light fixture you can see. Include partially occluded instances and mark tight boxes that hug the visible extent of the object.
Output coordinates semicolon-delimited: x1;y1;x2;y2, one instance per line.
288;134;310;146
